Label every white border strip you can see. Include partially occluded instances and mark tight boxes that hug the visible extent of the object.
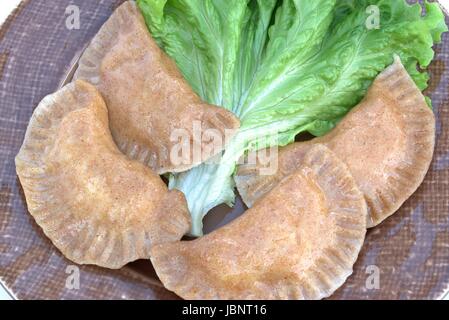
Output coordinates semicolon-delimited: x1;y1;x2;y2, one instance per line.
0;278;17;300
0;0;21;27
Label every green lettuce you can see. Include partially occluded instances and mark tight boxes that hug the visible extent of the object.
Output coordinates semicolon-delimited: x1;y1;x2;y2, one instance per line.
138;0;447;236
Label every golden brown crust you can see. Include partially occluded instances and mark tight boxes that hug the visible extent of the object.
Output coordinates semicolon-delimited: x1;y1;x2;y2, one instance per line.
235;57;435;227
74;1;240;174
235;141;314;208
15;80;190;269
151;145;367;300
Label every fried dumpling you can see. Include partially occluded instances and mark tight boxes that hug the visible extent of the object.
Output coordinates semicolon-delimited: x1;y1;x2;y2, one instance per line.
74;1;240;174
151;145;367;300
235;57;435;228
15;80;191;269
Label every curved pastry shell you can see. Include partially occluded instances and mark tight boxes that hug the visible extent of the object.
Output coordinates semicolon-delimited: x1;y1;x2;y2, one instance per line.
74;1;240;174
151;145;367;300
15;80;190;269
235;57;435;228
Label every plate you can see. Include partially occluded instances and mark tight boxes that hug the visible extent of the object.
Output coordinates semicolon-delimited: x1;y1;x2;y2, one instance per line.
1;0;448;300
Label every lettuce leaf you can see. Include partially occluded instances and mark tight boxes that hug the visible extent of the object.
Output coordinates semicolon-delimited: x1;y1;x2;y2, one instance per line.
138;0;278;109
138;0;447;236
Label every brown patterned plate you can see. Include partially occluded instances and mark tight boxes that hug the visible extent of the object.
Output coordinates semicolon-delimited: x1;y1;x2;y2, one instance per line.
0;0;448;300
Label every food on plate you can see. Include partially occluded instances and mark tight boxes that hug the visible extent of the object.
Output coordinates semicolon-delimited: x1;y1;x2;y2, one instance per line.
151;145;367;300
139;0;447;235
15;80;191;269
74;1;240;174
235;57;435;228
12;0;448;300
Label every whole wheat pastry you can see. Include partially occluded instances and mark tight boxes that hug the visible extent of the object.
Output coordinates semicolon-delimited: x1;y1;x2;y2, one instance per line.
15;80;191;269
235;57;435;227
151;145;367;300
74;1;240;174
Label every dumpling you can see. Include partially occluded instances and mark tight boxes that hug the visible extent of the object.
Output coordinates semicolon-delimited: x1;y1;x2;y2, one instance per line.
235;57;435;228
151;145;367;300
15;80;191;269
74;1;240;174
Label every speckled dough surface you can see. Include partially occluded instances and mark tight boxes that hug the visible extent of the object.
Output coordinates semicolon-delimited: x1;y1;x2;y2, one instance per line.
15;80;190;270
151;145;367;300
74;1;240;174
235;58;436;229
